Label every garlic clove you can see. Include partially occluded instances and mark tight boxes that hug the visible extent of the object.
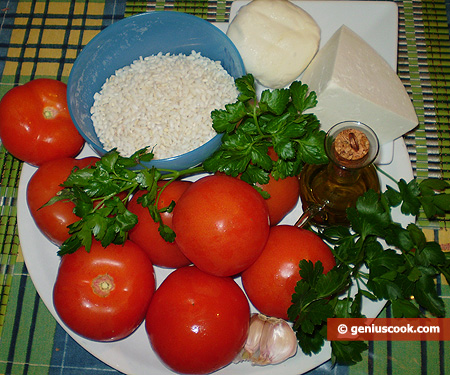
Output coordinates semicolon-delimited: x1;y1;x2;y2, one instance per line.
234;313;298;366
244;313;266;355
258;316;298;365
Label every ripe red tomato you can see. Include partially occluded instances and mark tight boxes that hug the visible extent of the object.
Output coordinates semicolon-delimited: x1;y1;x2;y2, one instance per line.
257;146;300;225
26;156;99;245
53;240;155;342
172;174;270;277
128;181;192;268
146;266;250;374
256;174;300;225
241;225;336;320
0;79;85;166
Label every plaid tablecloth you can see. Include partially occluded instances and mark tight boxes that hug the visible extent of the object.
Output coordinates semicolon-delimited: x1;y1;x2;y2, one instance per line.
0;0;449;374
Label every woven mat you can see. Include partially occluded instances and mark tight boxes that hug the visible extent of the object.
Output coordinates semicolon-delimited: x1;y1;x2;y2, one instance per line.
398;1;450;228
124;0;233;20
0;1;449;374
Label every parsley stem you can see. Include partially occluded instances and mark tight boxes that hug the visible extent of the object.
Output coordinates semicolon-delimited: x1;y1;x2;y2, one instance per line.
251;106;264;137
156;165;206;179
375;165;397;184
149;165;205;212
354;271;370;292
355;269;369;280
345;286;352;309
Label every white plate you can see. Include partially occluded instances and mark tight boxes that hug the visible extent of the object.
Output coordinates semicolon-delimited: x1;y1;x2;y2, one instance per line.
17;2;414;375
17;138;413;375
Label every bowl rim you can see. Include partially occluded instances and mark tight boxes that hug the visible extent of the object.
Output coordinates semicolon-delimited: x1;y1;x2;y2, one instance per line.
67;10;245;165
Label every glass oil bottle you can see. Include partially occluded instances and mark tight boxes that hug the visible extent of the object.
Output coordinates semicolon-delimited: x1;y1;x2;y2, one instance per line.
297;121;380;227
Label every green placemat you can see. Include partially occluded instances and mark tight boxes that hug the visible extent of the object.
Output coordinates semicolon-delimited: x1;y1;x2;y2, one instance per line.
0;1;449;374
400;0;450;227
125;0;232;21
0;149;21;337
0;0;123;340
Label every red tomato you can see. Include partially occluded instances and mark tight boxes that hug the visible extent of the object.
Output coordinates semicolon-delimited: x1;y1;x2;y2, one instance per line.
146;266;250;374
257;146;300;225
53;240;155;342
172;175;270;277
26;156;99;245
256;174;300;225
0;79;85;166
241;225;336;320
128;181;192;268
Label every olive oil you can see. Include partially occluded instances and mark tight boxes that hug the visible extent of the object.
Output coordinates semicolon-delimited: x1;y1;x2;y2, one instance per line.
298;121;380;226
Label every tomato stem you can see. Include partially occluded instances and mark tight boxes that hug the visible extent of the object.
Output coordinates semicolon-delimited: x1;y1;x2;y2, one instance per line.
43;106;57;119
91;273;115;297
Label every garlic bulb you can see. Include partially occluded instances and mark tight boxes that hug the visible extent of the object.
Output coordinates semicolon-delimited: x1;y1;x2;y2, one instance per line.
234;313;298;365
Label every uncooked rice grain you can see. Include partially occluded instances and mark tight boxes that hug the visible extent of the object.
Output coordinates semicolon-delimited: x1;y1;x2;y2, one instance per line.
90;51;239;159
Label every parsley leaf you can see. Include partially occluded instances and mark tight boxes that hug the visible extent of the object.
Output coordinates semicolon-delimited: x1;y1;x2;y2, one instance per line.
331;341;368;366
203;74;328;182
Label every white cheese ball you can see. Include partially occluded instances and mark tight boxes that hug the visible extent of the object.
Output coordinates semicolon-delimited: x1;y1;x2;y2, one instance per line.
227;0;321;89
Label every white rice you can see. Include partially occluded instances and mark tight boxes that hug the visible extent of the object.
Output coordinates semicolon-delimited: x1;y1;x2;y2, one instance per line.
90;50;239;159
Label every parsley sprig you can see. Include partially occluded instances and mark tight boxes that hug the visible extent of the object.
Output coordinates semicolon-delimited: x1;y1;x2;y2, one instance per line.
47;148;204;256
203;74;328;184
288;177;450;365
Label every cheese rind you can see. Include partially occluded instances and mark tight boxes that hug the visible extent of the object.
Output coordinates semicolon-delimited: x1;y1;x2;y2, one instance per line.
301;25;418;145
227;0;320;89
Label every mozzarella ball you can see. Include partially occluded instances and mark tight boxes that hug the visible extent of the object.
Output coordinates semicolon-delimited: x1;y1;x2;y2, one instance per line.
227;0;321;89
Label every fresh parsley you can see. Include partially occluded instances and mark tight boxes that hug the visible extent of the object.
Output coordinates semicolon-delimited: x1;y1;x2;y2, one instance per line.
46;148;203;255
203;74;328;184
288;177;450;365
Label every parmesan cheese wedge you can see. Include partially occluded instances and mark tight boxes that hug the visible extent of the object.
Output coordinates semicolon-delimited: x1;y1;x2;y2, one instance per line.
301;25;418;146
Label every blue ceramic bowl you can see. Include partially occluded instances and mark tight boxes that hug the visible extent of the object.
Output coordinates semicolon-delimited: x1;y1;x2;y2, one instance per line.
67;11;245;170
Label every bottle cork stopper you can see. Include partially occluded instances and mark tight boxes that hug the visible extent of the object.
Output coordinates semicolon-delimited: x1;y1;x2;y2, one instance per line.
333;128;369;163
